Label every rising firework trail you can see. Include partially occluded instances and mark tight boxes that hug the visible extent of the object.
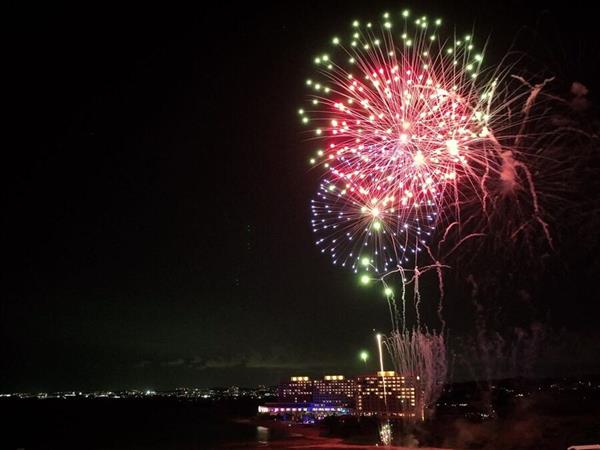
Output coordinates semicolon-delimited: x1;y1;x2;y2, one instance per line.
376;333;392;445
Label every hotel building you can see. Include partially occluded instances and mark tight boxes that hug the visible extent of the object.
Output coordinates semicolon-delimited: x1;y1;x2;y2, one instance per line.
355;371;422;419
260;372;423;420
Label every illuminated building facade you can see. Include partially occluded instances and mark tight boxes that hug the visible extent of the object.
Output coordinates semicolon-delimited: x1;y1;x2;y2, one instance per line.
313;375;356;406
355;371;422;419
277;376;313;403
264;372;422;420
258;402;351;420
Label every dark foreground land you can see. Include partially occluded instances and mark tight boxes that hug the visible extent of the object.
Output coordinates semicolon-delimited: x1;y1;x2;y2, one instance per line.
1;397;260;450
1;377;599;449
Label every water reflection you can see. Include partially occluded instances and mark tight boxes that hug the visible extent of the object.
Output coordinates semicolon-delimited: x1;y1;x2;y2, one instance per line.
256;425;270;444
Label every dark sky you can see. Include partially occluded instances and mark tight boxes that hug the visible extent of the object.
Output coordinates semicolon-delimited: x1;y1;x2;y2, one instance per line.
2;1;599;391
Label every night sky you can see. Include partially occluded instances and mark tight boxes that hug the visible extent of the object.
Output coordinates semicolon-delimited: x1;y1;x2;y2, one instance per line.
3;1;599;392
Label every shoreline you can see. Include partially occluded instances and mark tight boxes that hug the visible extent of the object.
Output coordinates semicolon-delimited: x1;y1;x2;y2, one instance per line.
226;417;454;449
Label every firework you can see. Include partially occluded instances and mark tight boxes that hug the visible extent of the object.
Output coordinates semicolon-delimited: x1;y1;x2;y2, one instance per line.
304;10;507;277
301;6;569;289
